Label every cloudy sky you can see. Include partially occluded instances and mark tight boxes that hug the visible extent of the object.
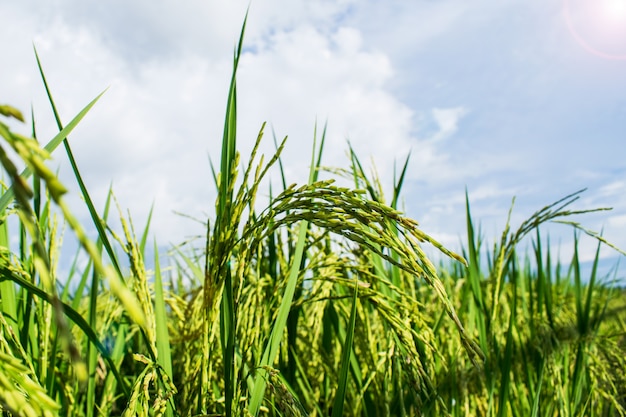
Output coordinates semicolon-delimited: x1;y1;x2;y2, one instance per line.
2;0;625;279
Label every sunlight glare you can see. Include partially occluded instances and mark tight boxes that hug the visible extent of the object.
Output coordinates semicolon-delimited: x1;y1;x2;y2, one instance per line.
564;0;626;60
601;0;626;20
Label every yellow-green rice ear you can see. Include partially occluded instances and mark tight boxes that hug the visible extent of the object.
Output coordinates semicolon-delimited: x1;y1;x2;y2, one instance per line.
0;104;25;122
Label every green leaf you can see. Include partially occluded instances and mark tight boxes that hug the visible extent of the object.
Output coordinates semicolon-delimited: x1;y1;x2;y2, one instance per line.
0;90;106;213
331;279;359;417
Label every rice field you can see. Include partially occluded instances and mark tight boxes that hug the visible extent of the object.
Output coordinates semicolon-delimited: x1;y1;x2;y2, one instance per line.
0;19;625;417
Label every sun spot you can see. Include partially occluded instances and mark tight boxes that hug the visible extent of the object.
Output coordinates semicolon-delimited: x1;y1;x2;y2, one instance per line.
601;0;626;19
564;0;626;59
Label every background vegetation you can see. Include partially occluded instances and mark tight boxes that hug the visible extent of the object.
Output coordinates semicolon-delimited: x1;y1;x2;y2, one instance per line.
0;21;625;417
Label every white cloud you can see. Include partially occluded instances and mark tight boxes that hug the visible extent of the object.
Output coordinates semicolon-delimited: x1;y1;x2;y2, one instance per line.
431;106;468;141
599;180;626;196
235;23;421;184
608;214;626;229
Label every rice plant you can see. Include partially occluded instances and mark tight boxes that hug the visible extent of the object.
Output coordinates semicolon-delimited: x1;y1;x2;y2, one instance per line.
0;15;625;417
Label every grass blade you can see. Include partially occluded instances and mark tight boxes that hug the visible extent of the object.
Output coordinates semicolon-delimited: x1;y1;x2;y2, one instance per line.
154;239;175;417
0;264;130;397
0;89;106;213
34;47;125;281
248;129;322;416
331;279;359;417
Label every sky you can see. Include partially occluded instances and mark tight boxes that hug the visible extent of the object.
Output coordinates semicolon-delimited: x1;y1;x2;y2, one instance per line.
1;0;625;281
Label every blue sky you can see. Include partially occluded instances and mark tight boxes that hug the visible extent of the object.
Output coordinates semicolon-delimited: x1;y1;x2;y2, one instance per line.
1;0;625;279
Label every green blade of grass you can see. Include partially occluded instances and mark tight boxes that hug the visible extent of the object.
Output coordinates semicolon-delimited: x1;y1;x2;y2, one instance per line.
202;10;248;416
530;359;546;417
390;152;410;210
86;188;114;417
139;203;154;255
248;127;323;417
30;107;42;219
248;220;309;416
221;266;236;417
0;265;130;398
34;50;153;361
0;219;17;332
331;279;359;417
154;239;175;417
465;191;489;355
271;125;289;192
496;260;517;417
98;323;128;414
217;11;247;216
0;89;106;213
285;120;326;385
33;47;125;281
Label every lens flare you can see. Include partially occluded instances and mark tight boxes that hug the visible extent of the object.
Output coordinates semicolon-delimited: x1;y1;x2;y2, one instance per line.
603;0;626;19
563;0;626;60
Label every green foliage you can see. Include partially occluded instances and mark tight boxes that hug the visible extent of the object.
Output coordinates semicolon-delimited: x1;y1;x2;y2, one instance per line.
0;17;625;417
